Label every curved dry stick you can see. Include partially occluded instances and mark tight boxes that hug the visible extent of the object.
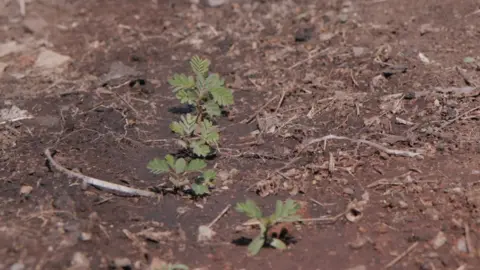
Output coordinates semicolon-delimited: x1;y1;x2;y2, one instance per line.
44;148;158;198
299;134;422;158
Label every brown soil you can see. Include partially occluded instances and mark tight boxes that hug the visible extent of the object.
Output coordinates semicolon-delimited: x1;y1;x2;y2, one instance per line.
2;0;480;269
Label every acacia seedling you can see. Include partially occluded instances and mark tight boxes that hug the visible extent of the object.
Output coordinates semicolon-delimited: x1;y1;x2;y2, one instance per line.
235;199;302;256
147;154;216;195
168;55;233;157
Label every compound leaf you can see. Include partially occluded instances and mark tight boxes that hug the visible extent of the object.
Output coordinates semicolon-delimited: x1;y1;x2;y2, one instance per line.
205;73;224;90
191;183;209;195
186;159;207;171
209;86;234;106
168;74;195;92
203;100;221;118
200;120;219;145
190;140;211;157
275;199;301;223
176;89;198;105
180;114;197;135
235;199;262;219
147;158;170;174
169;121;185;136
174;158;186;174
165;154;176;169
202;169;216;182
190;55;210;77
247;235;265;256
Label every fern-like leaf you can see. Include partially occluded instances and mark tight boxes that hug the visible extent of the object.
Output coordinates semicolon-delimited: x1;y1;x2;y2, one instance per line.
190;140;211;157
168;74;195;92
176;89;198;105
170;121;185;136
202;100;221;117
200;119;219;145
190;56;210;77
180;114;197;135
209;86;234;106
147;158;170;174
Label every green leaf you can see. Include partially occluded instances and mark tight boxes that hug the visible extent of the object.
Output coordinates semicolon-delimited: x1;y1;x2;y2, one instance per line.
190;140;211;157
205;73;224;90
176;89;198;105
147;158;170;174
200;120;219;145
174;158;186;174
191;183;209;195
168;74;195;92
235;199;263;219
196;73;207;96
180;114;197;135
169;121;185;136
209;86;234;106
190;55;210;77
202;100;221;117
202;169;216;182
274;199;301;223
186;159;207;171
270;238;287;250
247;235;265;256
165;154;176;169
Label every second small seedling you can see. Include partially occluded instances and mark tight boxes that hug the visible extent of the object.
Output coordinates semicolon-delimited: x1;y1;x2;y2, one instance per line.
235;199;302;256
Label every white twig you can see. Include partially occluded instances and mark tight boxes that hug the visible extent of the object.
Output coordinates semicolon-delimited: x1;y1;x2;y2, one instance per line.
208;204;231;228
44;148;158;197
0;116;34;125
384;242;418;269
17;0;25;16
299;134;422;158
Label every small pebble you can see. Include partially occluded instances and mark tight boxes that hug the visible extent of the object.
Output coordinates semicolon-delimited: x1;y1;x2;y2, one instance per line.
343;187;354;195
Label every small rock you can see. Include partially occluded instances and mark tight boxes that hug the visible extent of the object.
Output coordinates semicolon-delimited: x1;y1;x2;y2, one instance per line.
79;232;92;241
10;263;25;270
112;258;131;269
345;265;366;270
352;47;366;57
295;27;314;42
419;23;440;35
197;225;216;242
0;41;25;58
206;0;228;7
343;187;354;195
19;185;33;196
430;231;447;249
23;16;49;34
319;32;334;41
398;200;408;209
34;48;71;70
348;236;369;249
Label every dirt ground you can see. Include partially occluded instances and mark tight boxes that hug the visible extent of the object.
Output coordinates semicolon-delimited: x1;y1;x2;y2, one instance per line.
2;0;480;269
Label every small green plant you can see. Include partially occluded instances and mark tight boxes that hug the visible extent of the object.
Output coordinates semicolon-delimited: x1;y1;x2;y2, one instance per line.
168;55;233;157
235;199;302;256
147;154;216;195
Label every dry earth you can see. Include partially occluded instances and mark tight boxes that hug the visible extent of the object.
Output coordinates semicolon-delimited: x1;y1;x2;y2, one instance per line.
1;0;480;269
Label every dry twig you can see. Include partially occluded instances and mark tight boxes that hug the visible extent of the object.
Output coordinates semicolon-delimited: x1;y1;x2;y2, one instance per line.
44;148;158;197
208;204;231;228
298;134;422;158
384;242;418;269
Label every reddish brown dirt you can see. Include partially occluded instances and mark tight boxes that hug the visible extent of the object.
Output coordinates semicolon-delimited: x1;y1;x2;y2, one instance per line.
2;0;480;269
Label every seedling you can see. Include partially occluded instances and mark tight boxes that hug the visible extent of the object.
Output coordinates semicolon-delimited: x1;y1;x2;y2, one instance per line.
235;199;302;256
147;154;216;195
168;55;233;157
